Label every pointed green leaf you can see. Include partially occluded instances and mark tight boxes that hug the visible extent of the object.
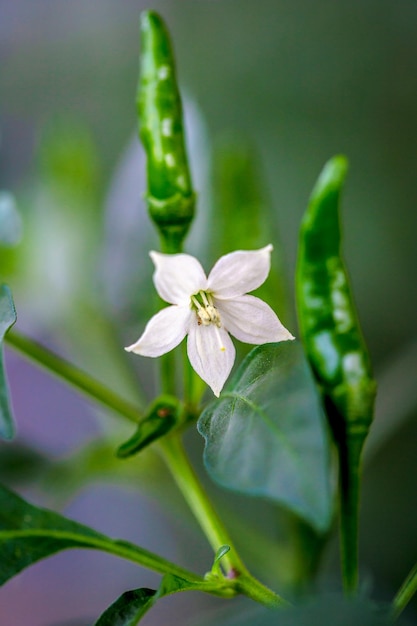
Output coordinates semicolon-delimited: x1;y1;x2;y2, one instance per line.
213;545;230;568
94;588;157;626
0;483;201;585
0;285;17;440
198;341;333;532
210;545;231;578
94;573;230;625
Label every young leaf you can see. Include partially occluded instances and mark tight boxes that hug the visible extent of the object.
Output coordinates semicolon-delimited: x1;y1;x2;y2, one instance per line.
198;341;333;533
0;483;201;585
0;284;17;440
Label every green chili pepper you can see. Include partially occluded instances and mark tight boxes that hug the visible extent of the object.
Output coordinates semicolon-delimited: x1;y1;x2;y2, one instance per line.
117;395;181;458
296;155;377;594
138;11;195;253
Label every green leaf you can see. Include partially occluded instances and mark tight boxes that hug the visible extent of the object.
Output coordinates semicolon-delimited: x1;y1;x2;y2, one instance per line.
198;341;332;532
0;483;202;585
209;545;231;578
117;396;180;458
0;285;17;440
94;588;157;626
94;574;230;625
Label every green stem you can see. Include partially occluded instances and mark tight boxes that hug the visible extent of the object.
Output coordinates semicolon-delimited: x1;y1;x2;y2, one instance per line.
6;330;142;424
160;351;177;396
159;433;288;608
391;561;417;621
339;433;364;595
160;433;244;575
236;572;289;608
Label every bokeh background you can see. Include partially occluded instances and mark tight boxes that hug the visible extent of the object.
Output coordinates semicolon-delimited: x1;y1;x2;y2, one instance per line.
1;1;417;624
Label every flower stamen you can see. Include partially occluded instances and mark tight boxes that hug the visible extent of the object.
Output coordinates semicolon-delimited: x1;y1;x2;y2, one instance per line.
191;291;222;328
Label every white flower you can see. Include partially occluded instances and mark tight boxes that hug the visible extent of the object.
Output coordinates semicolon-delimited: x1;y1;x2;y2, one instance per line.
125;245;294;397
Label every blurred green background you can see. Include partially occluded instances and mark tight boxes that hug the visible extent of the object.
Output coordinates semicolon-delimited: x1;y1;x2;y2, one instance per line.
0;1;416;625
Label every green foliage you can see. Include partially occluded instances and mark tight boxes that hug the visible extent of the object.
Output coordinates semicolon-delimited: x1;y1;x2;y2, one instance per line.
94;588;157;626
117;395;181;458
0;285;17;440
198;341;333;533
138;11;195;253
212;545;231;572
0;483;201;585
95;572;235;625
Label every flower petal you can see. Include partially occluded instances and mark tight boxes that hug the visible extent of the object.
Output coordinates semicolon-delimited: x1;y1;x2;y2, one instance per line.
125;305;191;357
216;294;295;345
207;244;274;298
187;318;236;397
150;251;207;305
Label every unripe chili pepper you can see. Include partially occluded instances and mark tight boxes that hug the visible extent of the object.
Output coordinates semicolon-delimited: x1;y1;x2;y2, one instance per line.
117;395;180;458
296;156;376;594
138;11;195;253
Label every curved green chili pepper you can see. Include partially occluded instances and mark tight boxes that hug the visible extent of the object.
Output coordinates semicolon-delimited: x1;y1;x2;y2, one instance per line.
117;395;181;458
296;155;377;594
138;11;195;253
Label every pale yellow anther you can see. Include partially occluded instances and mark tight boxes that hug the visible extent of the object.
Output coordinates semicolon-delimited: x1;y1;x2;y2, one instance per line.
191;291;222;328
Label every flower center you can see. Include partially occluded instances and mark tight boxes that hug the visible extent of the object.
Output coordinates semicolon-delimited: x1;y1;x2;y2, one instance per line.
191;291;221;328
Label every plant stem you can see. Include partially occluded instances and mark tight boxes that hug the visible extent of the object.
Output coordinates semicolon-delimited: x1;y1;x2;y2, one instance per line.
236;572;289;608
6;330;142;424
160;433;244;575
339;433;364;595
391;561;417;621
160;351;177;396
159;433;288;608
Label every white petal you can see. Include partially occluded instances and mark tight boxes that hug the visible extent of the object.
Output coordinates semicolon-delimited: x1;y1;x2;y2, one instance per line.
216;294;295;345
207;244;273;298
150;251;207;305
187;318;236;397
125;305;191;357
